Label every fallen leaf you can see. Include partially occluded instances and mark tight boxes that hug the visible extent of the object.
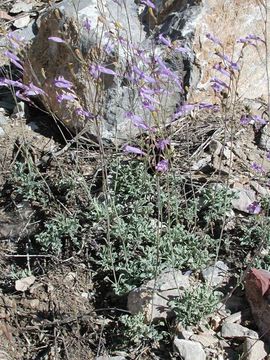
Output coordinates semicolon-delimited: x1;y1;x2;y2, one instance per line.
15;275;36;292
0;10;13;21
250;268;270;296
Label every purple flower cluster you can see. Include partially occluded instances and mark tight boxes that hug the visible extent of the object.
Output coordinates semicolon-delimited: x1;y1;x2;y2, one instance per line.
247;201;261;214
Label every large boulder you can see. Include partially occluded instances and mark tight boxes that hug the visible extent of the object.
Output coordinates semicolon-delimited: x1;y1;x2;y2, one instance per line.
158;0;270;108
23;0;185;145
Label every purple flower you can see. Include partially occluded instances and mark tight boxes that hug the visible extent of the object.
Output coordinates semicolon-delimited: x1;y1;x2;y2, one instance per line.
158;34;172;47
0;78;27;90
213;63;231;78
142;101;156;111
267;152;270;161
206;33;222;46
174;45;189;54
48;36;65;43
57;93;76;102
237;34;265;46
173;104;195;120
131;66;155;84
16;90;32;102
122;144;146;156
252;115;267;125
89;65;116;79
141;0;155;9
156;139;170;151
247;201;261;214
54;76;73;89
125;112;152;131
76;108;93;118
24;83;46;96
4;51;24;71
83;18;91;31
155;159;169;173
139;87;159;104
216;52;239;71
104;41;114;55
7;31;25;49
210;77;229;92
251;162;265;174
240;115;252;125
198;102;219;111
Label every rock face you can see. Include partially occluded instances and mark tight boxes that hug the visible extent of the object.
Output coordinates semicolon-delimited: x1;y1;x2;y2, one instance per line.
23;0;270;143
158;0;270;108
127;268;189;323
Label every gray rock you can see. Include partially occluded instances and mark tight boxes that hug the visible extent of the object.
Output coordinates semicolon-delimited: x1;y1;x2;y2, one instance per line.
190;333;218;347
191;155;211;171
13;15;31;29
173;338;206;360
0;111;9;126
127;268;190;323
221;323;259;340
250;181;270;197
259;124;270;151
243;338;269;360
202;261;229;287
10;0;34;14
223;309;251;324
231;188;257;213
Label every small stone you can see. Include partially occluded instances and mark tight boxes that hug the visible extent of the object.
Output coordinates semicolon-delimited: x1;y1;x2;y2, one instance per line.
209;140;223;155
13;15;31;29
231;188;257;213
10;1;34;14
128;268;189;323
15;275;36;292
173;338;206;360
243;338;268;360
223;308;251;324
221;323;258;340
250;181;270;197
191;155;211;171
202;261;229;287
0;127;4;136
190;333;218;347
